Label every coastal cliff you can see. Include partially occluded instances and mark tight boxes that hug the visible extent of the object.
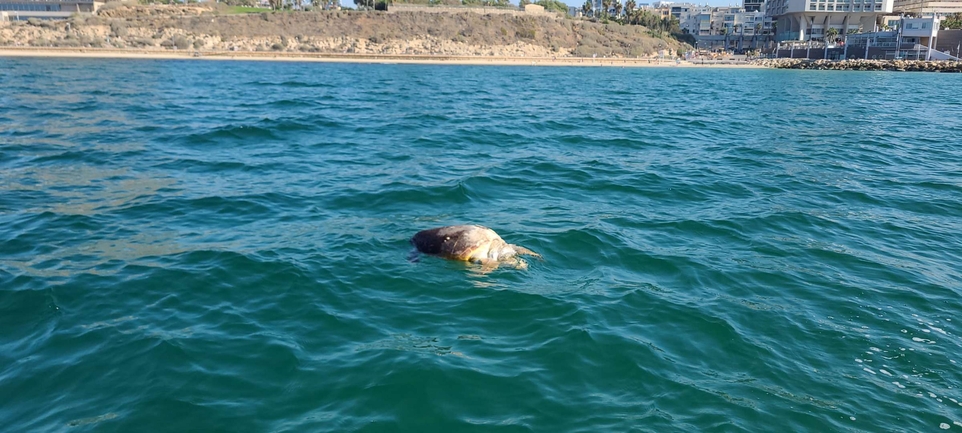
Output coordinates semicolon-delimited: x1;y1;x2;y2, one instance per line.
0;3;687;58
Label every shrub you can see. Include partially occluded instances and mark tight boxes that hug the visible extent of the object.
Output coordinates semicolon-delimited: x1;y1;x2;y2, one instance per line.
129;37;154;47
172;35;190;49
516;28;536;39
53;38;82;47
110;21;128;37
70;13;86;27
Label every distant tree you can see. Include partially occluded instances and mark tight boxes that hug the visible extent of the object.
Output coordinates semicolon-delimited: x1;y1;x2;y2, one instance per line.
581;0;592;16
601;0;610;17
624;0;635;18
535;0;567;13
942;12;962;29
665;16;680;33
519;0;530;6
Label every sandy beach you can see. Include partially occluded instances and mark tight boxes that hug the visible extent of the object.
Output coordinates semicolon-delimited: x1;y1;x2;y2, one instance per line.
0;47;765;68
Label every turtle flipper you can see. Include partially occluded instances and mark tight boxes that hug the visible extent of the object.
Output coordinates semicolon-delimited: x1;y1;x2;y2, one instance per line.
512;245;542;260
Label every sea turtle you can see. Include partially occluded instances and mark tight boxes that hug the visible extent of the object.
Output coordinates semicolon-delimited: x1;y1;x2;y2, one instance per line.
410;225;541;270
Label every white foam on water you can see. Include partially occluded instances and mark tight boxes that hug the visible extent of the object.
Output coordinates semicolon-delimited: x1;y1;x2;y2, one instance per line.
863;368;876;375
954;421;962;428
855;358;863;363
893;382;906;389
930;392;938;398
940;423;950;429
879;369;893;376
850;417;856;421
870;347;881;352
929;326;948;335
923;329;931;333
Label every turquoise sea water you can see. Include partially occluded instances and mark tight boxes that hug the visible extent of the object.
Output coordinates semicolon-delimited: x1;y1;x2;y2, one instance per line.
2;58;961;432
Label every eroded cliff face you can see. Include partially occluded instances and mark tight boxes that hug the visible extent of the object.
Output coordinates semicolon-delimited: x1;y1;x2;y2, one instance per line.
0;3;685;57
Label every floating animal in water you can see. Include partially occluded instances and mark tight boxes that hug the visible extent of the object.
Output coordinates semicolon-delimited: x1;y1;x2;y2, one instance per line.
410;225;541;270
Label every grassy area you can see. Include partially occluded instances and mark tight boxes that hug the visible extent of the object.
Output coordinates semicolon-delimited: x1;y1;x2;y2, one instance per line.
224;6;269;14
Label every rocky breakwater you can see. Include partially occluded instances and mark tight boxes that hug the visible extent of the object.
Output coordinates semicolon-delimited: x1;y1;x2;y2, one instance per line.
753;58;962;72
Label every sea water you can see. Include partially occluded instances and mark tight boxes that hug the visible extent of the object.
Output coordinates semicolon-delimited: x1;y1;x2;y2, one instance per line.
2;58;962;432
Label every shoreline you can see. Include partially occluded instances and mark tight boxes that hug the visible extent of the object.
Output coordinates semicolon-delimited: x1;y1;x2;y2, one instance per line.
0;47;765;68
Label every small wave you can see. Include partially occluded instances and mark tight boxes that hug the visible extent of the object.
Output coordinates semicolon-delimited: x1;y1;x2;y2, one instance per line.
325;182;472;212
67;412;118;428
238;98;323;109
183;124;280;144
244;80;334;89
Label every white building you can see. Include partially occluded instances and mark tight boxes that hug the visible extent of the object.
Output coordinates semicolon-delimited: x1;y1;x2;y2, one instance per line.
675;5;772;36
893;0;962;15
797;15;953;59
767;0;894;41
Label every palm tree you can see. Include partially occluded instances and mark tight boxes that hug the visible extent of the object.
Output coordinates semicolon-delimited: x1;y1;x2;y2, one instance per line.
612;0;622;18
825;27;839;43
582;0;592;17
